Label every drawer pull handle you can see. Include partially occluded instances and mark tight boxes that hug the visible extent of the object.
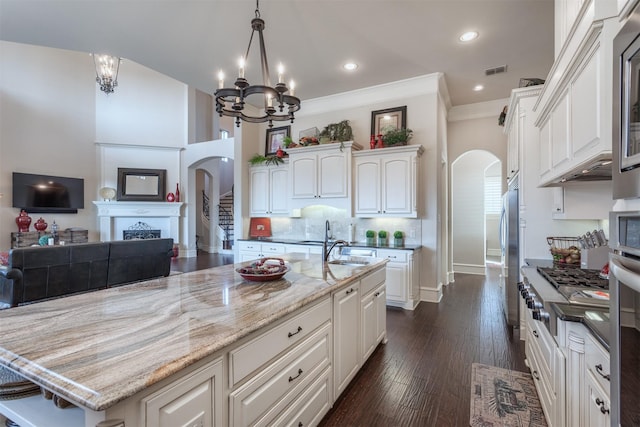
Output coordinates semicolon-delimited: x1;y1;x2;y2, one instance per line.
374;292;380;297
346;288;355;295
595;398;610;414
288;326;302;338
532;330;539;338
595;364;610;381
289;368;303;382
298;423;303;427
532;371;540;380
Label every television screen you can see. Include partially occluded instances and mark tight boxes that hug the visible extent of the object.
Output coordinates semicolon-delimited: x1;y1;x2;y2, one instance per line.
12;172;84;213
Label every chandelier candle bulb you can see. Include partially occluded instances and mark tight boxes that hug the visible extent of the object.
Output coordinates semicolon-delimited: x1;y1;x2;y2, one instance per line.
278;63;284;83
289;80;295;96
217;70;224;89
238;56;245;78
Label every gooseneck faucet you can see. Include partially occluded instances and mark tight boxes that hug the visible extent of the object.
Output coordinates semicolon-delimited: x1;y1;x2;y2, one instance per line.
323;220;349;261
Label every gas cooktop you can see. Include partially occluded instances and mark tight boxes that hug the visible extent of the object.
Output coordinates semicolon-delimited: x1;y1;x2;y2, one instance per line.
536;266;609;290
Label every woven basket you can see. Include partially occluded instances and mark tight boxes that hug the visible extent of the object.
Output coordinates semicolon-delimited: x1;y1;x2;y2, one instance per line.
547;236;581;265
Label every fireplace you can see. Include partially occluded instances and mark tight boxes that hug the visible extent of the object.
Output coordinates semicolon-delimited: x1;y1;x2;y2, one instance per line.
123;222;162;240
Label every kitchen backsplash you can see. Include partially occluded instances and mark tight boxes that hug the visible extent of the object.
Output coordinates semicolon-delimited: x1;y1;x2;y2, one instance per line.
269;206;422;244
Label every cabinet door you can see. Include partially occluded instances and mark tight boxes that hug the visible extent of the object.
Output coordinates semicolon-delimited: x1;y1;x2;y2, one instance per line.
239;251;262;262
551;91;571;169
385;261;407;303
333;283;360;398
249;168;270;216
382;157;412;215
571;44;600;157
361;292;377;362
354;158;381;215
144;358;223;427
507;104;519;179
269;167;289;215
317;151;347;198
290;155;317;198
584;370;610;427
539;118;552;180
374;285;387;345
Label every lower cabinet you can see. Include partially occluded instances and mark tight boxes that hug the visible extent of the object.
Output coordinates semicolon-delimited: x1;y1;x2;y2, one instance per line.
377;248;420;310
237;241;286;262
333;281;361;399
361;268;387;362
143;358;224;427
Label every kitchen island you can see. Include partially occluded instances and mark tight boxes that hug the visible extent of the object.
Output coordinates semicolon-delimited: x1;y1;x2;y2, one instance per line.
0;253;388;427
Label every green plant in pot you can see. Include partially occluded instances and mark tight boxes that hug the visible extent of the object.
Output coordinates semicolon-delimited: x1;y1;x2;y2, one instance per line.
365;230;376;246
382;127;413;146
393;230;404;247
378;230;388;246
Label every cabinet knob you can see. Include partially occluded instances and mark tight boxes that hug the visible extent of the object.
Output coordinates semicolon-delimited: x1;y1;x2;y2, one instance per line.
595;364;610;381
532;330;539;338
532;370;540;380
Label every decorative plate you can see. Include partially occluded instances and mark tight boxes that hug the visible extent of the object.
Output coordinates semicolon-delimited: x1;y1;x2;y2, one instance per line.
99;187;116;201
236;258;290;282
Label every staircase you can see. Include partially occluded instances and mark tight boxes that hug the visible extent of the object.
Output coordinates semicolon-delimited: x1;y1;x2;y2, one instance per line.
218;191;234;250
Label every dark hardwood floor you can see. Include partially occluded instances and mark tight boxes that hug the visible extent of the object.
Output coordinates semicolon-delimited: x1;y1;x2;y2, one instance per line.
171;253;526;426
320;265;527;427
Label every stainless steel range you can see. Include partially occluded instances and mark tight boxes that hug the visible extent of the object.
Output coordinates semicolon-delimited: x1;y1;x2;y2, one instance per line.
536;266;609;307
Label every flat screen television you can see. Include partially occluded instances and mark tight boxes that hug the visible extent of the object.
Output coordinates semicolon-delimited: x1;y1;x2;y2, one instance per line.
12;172;84;213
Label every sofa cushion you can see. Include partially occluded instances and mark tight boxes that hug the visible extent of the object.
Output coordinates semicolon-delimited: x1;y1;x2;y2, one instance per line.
107;238;173;287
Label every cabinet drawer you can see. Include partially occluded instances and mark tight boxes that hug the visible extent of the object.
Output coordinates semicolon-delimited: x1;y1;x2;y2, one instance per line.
376;249;408;263
238;242;261;252
270;367;331;427
526;314;553;381
262;244;285;254
585;333;610;395
229;325;331;427
527;341;554;427
360;267;386;296
229;297;331;387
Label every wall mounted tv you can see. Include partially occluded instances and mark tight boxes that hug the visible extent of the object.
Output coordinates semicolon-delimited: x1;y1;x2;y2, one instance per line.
12;172;84;214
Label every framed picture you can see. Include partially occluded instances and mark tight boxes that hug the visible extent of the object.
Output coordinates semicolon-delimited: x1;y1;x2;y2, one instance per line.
371;106;407;136
265;126;290;156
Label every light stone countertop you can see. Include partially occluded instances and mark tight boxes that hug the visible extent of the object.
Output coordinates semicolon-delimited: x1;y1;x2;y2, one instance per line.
0;253;387;411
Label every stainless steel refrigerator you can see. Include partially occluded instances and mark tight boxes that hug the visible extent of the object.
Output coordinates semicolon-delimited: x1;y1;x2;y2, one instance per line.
500;177;519;327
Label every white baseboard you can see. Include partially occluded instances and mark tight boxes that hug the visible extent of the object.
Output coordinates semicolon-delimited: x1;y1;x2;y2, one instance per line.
487;248;501;257
420;284;442;303
447;271;455;283
452;263;486;275
621;307;638;329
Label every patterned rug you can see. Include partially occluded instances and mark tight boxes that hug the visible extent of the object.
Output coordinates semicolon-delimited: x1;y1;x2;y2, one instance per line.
470;363;547;427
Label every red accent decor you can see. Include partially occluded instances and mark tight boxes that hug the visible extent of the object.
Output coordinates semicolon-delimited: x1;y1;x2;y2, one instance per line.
377;134;384;148
370;135;376;149
16;210;31;232
166;192;175;202
249;217;272;238
34;217;48;231
175;183;180;202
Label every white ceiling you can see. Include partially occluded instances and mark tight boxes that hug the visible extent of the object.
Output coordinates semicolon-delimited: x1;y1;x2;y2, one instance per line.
0;0;554;107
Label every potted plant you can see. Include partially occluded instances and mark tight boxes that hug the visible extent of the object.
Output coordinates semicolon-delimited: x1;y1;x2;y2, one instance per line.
382;127;413;146
365;230;376;246
378;230;388;246
393;231;404;247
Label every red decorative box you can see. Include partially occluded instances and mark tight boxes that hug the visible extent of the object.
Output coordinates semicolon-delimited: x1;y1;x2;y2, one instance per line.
249;218;272;238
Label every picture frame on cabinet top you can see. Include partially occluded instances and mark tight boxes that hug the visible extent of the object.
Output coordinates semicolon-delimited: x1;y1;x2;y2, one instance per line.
371;106;407;136
265;126;290;156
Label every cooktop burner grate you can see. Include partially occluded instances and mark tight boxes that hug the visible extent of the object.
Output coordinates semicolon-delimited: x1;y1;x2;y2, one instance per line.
536;266;609;290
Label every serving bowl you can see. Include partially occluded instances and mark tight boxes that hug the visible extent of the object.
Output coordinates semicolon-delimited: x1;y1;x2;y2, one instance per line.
236;257;290;282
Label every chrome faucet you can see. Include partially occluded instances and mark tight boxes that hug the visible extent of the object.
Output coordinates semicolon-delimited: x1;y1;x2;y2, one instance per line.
323;220;349;261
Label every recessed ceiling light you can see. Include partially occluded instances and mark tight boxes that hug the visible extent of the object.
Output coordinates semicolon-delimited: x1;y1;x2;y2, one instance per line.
459;31;479;42
343;62;358;71
473;84;484;91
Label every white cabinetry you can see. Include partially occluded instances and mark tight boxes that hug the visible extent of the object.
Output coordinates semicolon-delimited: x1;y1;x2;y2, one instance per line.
377;248;420;310
249;164;289;217
237;241;285;262
143;358;224;427
534;4;620;186
583;333;610;426
524;308;565;427
353;145;423;218
333;281;361;399
360;268;387;362
287;142;361;212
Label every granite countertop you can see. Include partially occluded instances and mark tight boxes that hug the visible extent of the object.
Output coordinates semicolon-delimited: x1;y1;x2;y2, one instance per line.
0;254;386;411
238;238;423;251
550;302;610;350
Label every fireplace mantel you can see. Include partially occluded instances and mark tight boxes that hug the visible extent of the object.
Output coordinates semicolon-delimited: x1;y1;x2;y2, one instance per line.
93;201;183;243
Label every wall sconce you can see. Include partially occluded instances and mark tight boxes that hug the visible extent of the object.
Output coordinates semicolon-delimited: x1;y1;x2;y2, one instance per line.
92;54;121;94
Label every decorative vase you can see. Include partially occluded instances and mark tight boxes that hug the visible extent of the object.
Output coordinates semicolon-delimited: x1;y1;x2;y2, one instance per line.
366;237;376;246
175;183;180;202
34;217;48;232
377;134;384;149
166;192;175;202
16;210;32;232
370;135;376;149
394;238;404;247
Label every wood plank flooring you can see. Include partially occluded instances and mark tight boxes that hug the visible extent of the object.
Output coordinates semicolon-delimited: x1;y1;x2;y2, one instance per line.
174;253;526;426
320;264;527;427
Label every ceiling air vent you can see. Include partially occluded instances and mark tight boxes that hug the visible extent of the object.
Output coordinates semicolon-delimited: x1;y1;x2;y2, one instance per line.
485;65;508;76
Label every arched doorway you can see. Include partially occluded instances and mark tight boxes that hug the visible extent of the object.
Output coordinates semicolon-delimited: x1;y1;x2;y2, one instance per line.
451;149;502;275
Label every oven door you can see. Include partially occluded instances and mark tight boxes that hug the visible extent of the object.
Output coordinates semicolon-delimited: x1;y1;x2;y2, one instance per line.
610;251;640;427
613;9;640;199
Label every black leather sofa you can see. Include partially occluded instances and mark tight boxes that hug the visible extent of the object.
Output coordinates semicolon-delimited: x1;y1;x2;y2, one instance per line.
0;238;174;308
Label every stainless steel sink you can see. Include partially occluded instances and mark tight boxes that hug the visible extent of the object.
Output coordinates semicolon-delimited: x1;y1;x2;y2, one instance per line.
328;259;370;266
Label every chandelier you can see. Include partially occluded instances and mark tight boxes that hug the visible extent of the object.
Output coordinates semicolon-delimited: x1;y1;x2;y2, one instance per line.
214;0;300;127
92;54;121;94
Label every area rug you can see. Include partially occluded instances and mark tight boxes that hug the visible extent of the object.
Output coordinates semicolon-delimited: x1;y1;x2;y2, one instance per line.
470;363;547;427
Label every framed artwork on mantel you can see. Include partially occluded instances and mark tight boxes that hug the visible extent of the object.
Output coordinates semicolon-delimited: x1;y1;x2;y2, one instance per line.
265;126;290;156
371;105;407;136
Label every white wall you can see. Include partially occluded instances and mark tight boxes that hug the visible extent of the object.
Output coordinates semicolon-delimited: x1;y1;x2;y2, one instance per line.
0;41;97;248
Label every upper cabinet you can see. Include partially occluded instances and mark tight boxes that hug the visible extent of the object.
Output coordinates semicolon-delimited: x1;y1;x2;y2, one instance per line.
534;0;622;186
287;142;362;212
249;163;289;217
352;145;423;218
